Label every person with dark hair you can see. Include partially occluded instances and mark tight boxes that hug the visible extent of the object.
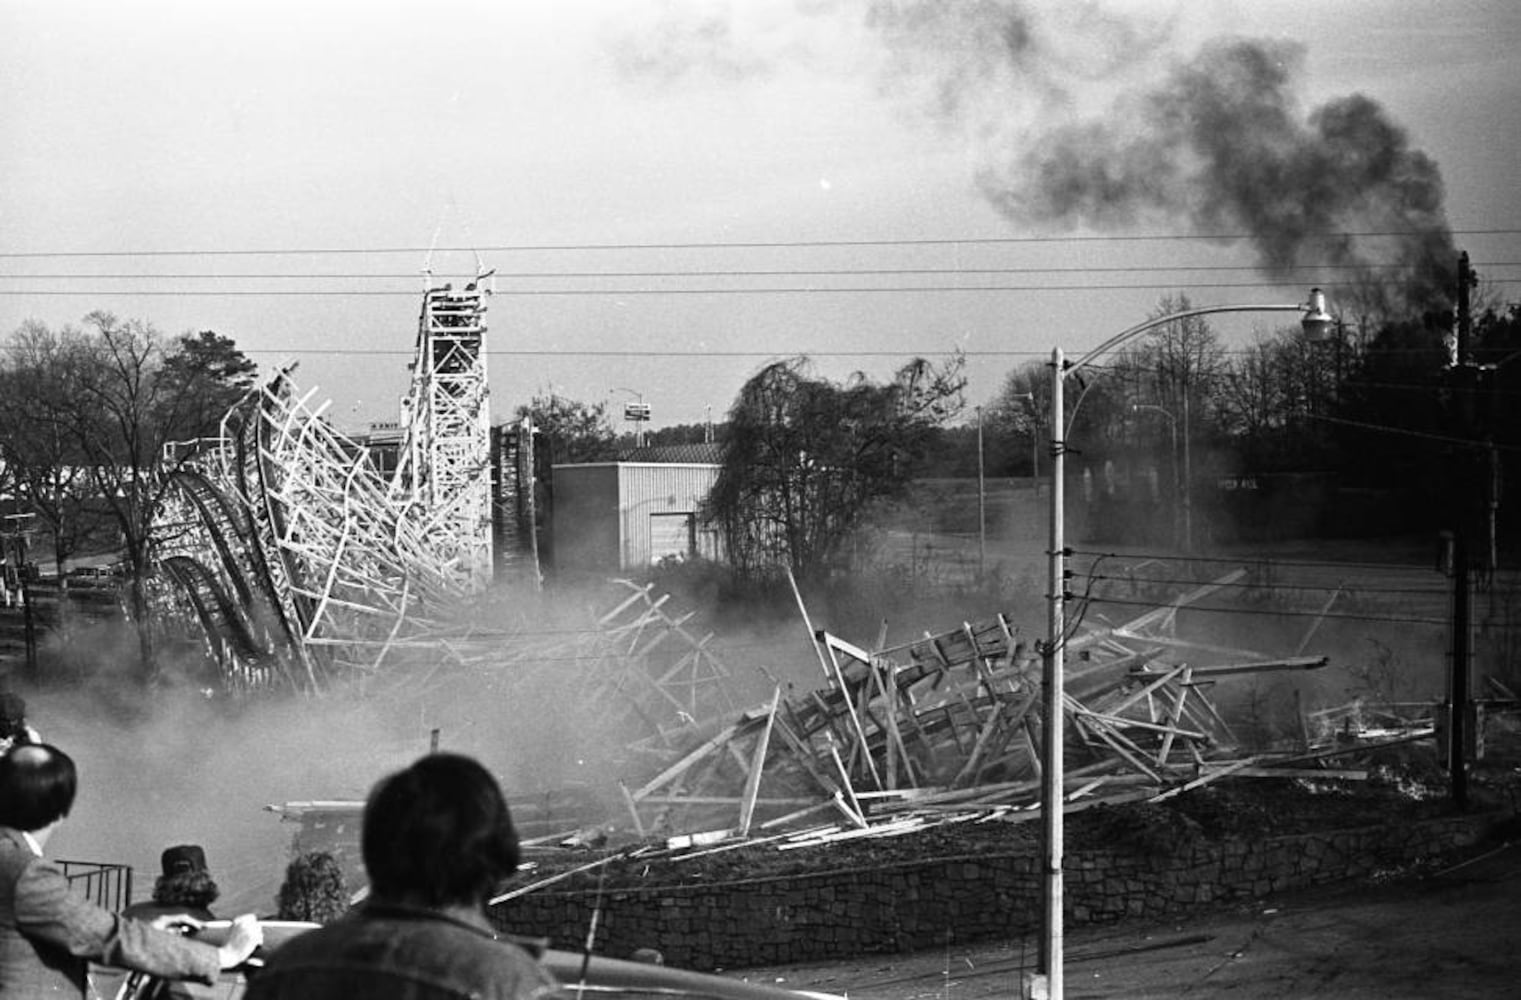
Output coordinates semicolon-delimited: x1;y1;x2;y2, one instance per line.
0;744;261;998
124;844;222;923
120;848;224;1000
247;753;558;1000
0;692;40;753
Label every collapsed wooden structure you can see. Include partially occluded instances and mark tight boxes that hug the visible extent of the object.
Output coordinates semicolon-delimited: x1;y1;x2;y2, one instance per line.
149;281;529;693
614;569;1356;847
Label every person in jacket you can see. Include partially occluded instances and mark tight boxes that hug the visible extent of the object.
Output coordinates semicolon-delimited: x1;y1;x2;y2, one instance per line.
246;752;559;1000
0;743;261;998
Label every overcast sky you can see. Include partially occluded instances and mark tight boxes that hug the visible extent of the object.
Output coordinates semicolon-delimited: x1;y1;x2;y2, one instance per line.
3;0;1518;435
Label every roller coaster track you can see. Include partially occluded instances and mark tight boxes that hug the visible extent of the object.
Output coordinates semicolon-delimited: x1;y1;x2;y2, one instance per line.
149;283;501;695
159;555;277;690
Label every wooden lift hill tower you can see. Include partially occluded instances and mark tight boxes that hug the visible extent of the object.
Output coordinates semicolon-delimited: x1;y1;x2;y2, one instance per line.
396;274;496;591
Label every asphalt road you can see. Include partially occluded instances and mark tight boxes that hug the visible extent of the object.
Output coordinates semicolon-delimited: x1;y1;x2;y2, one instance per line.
723;837;1521;999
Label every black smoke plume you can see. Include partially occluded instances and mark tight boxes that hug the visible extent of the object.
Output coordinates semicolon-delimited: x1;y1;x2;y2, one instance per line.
976;37;1455;316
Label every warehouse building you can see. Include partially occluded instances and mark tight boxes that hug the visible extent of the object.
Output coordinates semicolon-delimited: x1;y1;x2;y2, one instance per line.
551;444;723;573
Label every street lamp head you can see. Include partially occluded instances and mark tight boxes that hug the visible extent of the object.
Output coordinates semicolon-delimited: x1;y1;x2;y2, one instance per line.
1300;288;1335;341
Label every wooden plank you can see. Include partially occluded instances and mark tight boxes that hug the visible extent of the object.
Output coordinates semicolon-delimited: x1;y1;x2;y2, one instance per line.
1187;656;1330;677
1148;755;1264;801
787;567;833;680
758;801;839;831
1199;766;1367;780
1073;709;1207;742
631;719;744;800
619;781;646;839
636;795;816;806
738;688;781;836
812;604;883;792
1104;664;1189;717
953;691;1036;788
1156;666;1192;766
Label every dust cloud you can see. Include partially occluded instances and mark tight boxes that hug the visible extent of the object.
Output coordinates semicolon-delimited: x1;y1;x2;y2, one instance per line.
29;683;404;916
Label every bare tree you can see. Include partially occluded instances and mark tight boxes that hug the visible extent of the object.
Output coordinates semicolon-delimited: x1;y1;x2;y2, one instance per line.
1;313;259;681
987;361;1046;478
0;321;112;575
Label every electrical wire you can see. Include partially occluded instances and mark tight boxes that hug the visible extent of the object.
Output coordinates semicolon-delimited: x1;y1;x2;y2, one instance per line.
1067;548;1445;573
1079;594;1451;627
2;228;1519;258
6;278;1519;297
1083;572;1449;598
5;262;1520;280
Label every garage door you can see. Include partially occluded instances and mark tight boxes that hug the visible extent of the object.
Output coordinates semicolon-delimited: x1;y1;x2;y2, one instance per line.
649;512;695;563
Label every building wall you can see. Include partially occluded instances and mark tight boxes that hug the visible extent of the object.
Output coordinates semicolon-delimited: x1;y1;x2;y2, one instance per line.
552;462;720;573
616;464;721;568
551;464;622;573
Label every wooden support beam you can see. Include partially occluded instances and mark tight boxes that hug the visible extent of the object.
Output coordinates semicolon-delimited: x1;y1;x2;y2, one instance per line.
738;688;781;836
1187;656;1330;677
631;720;743;800
1148;755;1264;801
1156;666;1192;767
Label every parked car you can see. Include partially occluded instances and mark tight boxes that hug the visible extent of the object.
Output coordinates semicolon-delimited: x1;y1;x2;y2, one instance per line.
92;920;843;1000
66;563;124;589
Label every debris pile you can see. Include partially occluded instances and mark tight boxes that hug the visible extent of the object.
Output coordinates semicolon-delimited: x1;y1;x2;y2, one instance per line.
606;568;1429;853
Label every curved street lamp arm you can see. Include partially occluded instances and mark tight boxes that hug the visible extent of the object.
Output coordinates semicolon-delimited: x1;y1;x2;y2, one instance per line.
1070;302;1308;376
1064;302;1309;435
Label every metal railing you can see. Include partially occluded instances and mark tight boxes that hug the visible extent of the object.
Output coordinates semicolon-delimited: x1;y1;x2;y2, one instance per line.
59;860;134;912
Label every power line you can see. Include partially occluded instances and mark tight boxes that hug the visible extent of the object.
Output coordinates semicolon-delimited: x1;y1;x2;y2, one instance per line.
1086;572;1448;598
1079;594;1449;628
243;347;1051;358
1067;548;1443;574
6;262;1520;280
2;278;1517;297
1;228;1517;259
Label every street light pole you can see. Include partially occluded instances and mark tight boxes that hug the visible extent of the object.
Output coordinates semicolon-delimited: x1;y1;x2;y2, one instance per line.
1038;291;1332;1000
976;405;986;578
1132;403;1180;548
612;387;647;449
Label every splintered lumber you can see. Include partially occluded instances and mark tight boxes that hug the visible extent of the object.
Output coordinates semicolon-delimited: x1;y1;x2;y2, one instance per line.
631;719;744;800
951;690;1037;788
1148;755;1265;802
787;567;832;680
1156;666;1193;766
598;579;1340;847
491;852;630;904
1104;664;1190;717
1294;584;1343;655
1188;656;1330;677
1201;765;1368;780
737;688;782;836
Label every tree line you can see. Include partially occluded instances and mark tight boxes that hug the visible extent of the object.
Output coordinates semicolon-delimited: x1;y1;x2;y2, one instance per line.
0;314;256;676
6;284;1518;679
520;289;1521;581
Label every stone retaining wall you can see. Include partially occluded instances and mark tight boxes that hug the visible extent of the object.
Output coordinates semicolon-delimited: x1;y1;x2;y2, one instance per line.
491;811;1502;972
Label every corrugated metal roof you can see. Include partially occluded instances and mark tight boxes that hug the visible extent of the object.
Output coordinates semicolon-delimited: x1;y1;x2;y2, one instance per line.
615;442;724;464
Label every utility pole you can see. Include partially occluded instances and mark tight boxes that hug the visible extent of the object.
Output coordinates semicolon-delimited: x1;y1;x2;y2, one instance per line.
2;514;38;679
1446;250;1479;811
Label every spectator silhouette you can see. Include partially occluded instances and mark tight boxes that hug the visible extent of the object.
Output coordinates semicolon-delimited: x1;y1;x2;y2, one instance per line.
0;744;259;998
275;851;348;926
247;753;557;1000
0;692;40;752
124;844;221;924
